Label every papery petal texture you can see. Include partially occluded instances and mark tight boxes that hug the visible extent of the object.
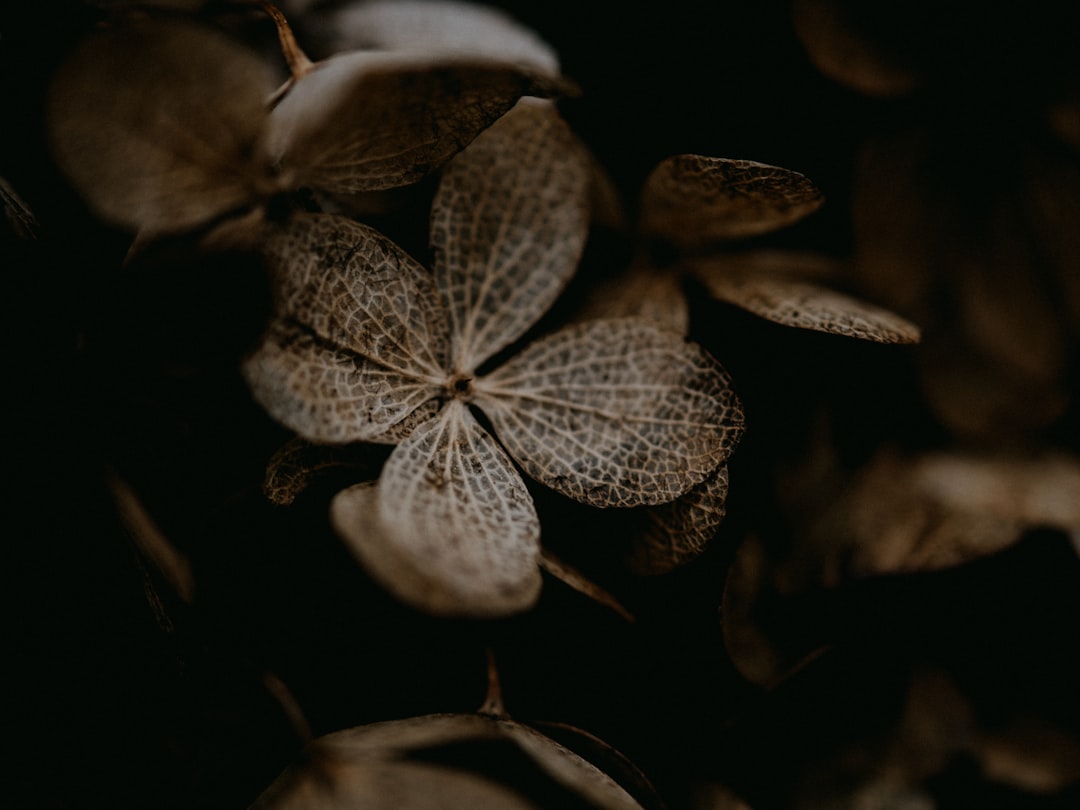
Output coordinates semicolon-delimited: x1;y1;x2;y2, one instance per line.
261;51;570;196
243;214;448;443
640;156;824;248
431;100;590;371
474;318;744;507
625;465;730;575
331;401;542;616
690;259;921;343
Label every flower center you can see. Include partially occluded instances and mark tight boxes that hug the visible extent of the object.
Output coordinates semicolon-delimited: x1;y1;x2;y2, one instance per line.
448;373;474;400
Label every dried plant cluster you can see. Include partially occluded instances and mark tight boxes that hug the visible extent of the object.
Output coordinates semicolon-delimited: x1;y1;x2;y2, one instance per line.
9;0;1080;808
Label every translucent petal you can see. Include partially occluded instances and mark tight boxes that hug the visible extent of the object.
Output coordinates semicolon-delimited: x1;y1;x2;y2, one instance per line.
331;401;542;616
321;0;560;75
625;464;729;575
261;50;571;196
689;257;921;343
431;101;590;371
639;156;824;248
262;437;384;506
47;18;276;234
243;214;448;443
475;318;744;507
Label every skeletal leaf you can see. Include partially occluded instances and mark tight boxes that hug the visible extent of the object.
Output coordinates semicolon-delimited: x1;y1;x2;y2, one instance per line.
277;714;645;810
261;51;571;196
321;0;560;76
332;401;542;617
792;0;921;97
263;437;383;505
243;214;448;444
431;100;590;371
625;464;729;575
688;257;921;343
640;156;824;248
475;318;744;508
47;17;277;235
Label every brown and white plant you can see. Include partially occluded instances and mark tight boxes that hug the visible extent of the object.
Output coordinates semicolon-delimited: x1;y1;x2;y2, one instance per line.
243;102;744;616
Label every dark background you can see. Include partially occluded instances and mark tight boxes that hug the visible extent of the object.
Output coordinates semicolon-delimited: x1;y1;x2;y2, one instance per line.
5;2;1080;808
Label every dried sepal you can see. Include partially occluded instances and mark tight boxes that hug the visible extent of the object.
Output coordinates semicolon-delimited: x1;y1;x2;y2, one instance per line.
243;214;448;443
431;100;590;371
332;401;542;617
47;17;277;235
321;0;560;76
263;436;383;505
640;156;824;249
261;51;572;197
475;318;744;508
260;714;645;810
688;257;922;343
625;464;729;576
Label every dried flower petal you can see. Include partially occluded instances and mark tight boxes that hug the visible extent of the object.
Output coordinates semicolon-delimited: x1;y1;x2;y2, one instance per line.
689;258;922;343
263;437;383;506
322;0;560;76
640;156;824;249
431;100;590;371
332;401;542;616
243;214;448;443
47;17;276;235
261;51;572;196
576;262;689;333
475;318;744;507
625;464;729;575
271;714;645;810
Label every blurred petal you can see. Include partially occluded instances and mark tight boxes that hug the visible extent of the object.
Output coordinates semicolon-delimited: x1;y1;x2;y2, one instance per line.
431;100;590;371
262;51;572;195
320;0;560;75
47;17;276;234
244;214;448;443
331;401;542;616
475;318;744;507
689;256;921;343
792;0;921;97
640;156;823;248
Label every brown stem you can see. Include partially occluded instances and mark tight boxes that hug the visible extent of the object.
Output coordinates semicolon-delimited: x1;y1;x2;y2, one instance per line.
260;1;314;80
477;648;509;719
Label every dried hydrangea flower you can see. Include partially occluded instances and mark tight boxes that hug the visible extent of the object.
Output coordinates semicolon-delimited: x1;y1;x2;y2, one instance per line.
47;8;569;240
581;156;917;576
243;102;743;615
587;155;920;344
